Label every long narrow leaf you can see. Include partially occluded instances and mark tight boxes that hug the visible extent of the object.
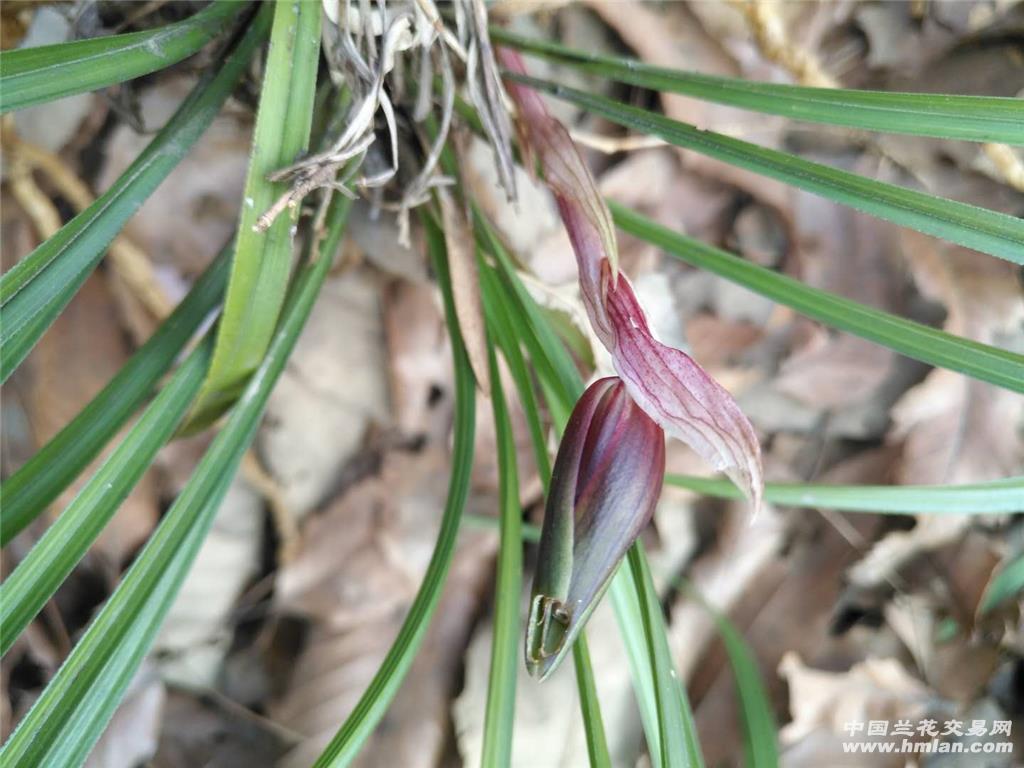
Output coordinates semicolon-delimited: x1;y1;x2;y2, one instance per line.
980;553;1024;613
481;347;523;768
667;473;1024;514
480;262;552;485
493;29;1024;145
311;215;476;767
701;601;779;768
607;571;663;765
613;204;1024;394
193;0;321;422
0;337;213;656
0;7;270;383
0;198;349;768
627;547;700;768
0;1;247;114
572;635;613;768
510;74;1024;267
476;212;583;423
43;468;237;768
481;260;611;766
0;245;231;545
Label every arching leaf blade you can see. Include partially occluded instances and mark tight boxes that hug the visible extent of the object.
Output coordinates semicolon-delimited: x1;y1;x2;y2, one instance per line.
511;74;1024;267
0;1;247;114
493;29;1024;145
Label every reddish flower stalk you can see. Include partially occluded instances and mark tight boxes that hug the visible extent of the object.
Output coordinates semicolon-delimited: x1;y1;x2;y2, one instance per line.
498;49;765;678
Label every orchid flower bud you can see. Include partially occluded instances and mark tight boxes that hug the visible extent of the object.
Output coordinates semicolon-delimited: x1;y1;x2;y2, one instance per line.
526;377;665;679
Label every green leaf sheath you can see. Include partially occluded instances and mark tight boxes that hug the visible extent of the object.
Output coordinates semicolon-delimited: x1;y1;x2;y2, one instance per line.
480;348;523;768
612;204;1024;395
0;198;350;768
1;246;232;545
0;7;271;383
666;473;1024;513
194;0;322;421
492;29;1024;145
510;74;1024;267
0;1;248;114
310;215;477;768
0;337;213;656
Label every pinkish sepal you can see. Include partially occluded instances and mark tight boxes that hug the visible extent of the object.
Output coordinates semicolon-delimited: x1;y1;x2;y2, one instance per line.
499;45;764;511
602;262;763;511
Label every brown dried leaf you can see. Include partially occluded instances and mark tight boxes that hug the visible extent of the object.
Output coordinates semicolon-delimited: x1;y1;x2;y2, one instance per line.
153;689;292;768
587;0;791;210
848;234;1024;589
779;653;931;760
437;188;490;393
383;279;453;441
154;478;263;686
258;269;389;519
774;196;902;414
271;450;495;767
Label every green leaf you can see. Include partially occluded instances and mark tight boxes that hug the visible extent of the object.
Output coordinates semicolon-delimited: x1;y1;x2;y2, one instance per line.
0;8;269;384
480;262;552;485
572;635;613;768
0;197;350;768
612;204;1024;394
310;214;476;768
698;598;778;768
0;246;231;546
0;337;213;656
481;346;523;768
607;571;662;764
475;212;583;419
481;260;611;767
626;547;701;768
0;1;247;114
38;467;237;768
980;553;1024;613
193;0;322;422
492;29;1024;145
510;74;1024;267
666;473;1024;514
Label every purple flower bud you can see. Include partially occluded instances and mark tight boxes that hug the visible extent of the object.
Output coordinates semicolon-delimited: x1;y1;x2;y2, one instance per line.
526;377;665;679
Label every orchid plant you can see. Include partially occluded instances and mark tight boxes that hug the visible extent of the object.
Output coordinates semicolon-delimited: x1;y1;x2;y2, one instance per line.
499;48;763;679
0;2;1022;768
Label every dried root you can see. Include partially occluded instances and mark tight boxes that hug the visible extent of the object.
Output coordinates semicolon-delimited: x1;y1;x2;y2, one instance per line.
257;0;517;246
